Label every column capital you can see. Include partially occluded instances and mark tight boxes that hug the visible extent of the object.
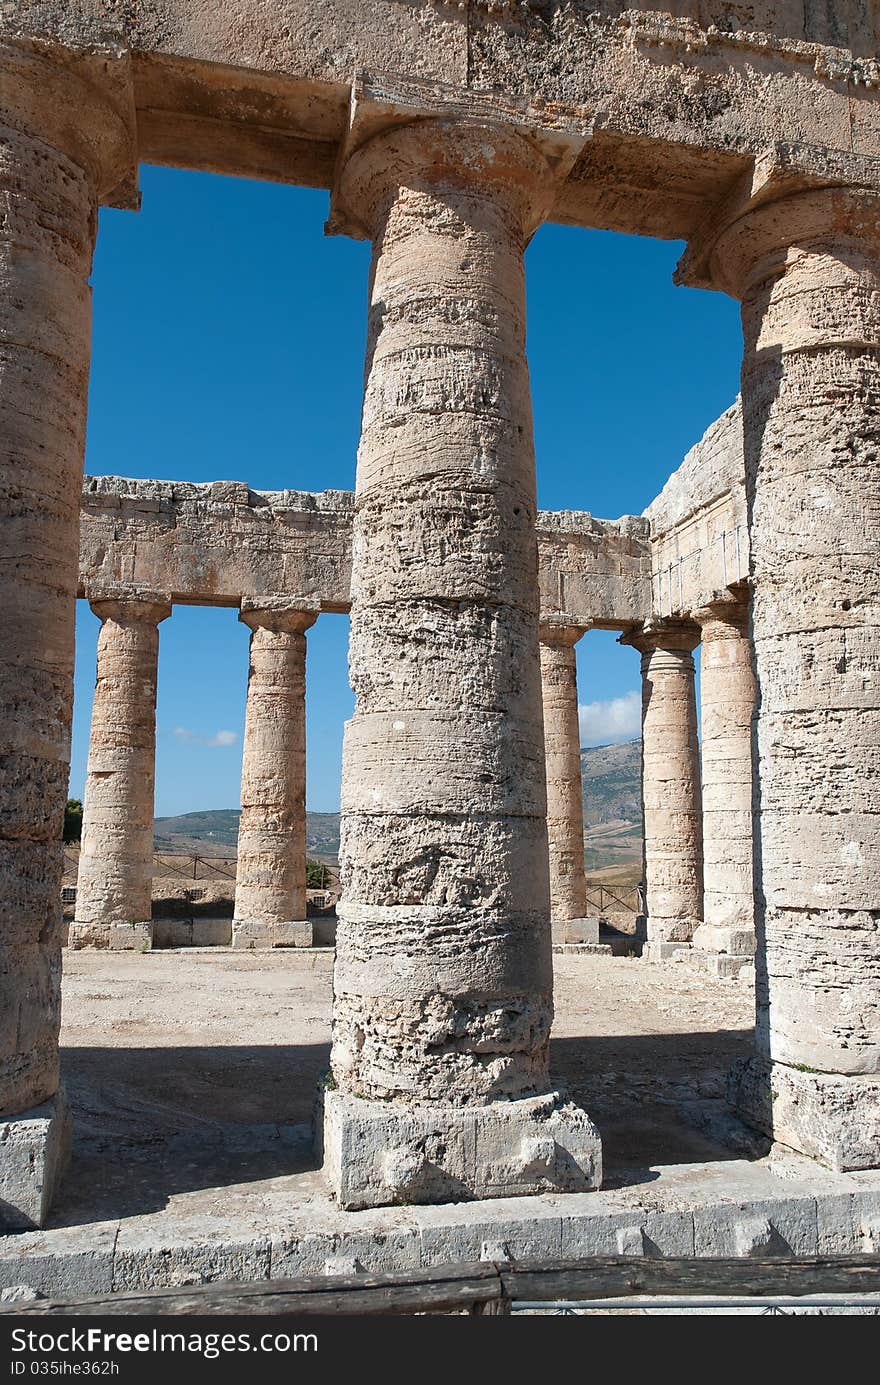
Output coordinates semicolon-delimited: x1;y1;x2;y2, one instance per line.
676;153;880;298
239;600;318;635
692;593;750;635
327;71;590;241
539;621;588;648
88;591;171;625
620;619;701;656
1;37;138;206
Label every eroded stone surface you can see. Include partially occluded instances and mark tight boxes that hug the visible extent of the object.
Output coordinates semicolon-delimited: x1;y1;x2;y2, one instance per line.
72;596;170;950
540;624;588;926
232;604;315;943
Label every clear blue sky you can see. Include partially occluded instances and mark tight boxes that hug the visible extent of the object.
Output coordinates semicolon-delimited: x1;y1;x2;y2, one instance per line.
70;165;742;818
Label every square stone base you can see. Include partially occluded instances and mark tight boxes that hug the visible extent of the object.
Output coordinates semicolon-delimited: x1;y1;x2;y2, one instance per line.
692;922;756;957
0;1092;71;1231
642;941;693;962
563;917;601;945
68;921;153;951
231;919;313;949
731;1057;880;1172
320;1088;602;1211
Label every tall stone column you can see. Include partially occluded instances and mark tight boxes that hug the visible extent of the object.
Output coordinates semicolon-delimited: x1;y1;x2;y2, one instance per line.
0;40;135;1225
692;597;756;976
233;603;316;949
694;186;880;1169
539;623;595;944
72;596;170;951
322;114;600;1208
625;622;703;957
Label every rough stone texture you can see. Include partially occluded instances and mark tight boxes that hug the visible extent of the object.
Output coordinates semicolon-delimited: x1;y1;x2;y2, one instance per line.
692;597;756;961
625;622;703;946
321;1088;601;1211
79;475;651;629
79;479;355;612
232;603;315;948
539;624;588;928
732;1059;880;1174
10;5;880;235
644;400;750;620
71;596;170;950
695;185;880;1165
322;107;601;1205
0;34;134;1197
0;1092;71;1232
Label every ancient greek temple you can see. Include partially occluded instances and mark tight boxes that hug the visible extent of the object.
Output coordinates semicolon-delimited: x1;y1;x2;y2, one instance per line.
1;1;878;1235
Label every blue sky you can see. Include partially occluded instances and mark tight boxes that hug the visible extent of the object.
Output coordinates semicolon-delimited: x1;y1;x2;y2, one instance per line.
70;166;742;817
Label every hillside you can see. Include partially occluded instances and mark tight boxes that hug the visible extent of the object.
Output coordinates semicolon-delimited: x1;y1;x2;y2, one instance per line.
154;740;644;874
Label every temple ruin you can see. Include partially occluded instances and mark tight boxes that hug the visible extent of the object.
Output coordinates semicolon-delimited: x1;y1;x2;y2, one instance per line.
1;1;878;1257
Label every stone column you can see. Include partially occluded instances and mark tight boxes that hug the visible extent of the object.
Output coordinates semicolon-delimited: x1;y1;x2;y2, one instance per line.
625;622;703;958
539;624;595;945
0;40;134;1225
700;187;880;1170
71;596;170;951
322;115;600;1208
692;597;756;977
232;603;316;949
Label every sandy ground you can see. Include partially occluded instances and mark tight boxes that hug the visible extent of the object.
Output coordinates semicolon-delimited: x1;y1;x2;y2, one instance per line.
54;949;756;1226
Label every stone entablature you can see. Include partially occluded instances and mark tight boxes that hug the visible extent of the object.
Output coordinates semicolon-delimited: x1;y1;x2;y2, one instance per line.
644;400;749;620
79;478;654;630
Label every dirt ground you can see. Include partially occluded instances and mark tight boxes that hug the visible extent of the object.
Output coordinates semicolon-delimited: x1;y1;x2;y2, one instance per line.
55;949;756;1225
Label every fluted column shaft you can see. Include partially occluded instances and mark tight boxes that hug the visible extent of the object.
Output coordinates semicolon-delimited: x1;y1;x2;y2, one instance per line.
707;187;880;1168
0;40;134;1225
631;625;703;946
693;600;756;956
232;605;315;948
72;597;170;949
540;625;588;927
322;116;600;1207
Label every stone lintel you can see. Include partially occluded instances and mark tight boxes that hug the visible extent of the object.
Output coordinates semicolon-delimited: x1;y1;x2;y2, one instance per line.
327;68;593;240
0;1092;72;1232
731;1058;880;1173
231;920;313;950
676;141;880;291
321;1088;602;1211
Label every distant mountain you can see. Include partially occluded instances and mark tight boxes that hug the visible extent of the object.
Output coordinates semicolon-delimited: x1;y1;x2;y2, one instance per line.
154;741;644;875
154;810;341;860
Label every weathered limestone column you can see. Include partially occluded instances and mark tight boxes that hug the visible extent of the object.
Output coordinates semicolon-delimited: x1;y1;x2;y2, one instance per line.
232;602;316;949
624;622;703;958
0;39;135;1225
694;186;880;1169
322;114;601;1208
692;597;756;977
539;623;595;945
71;595;170;951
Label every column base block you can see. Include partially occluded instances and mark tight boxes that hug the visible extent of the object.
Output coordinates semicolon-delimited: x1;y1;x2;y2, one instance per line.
692;922;756;957
561;917;601;945
231;920;313;949
642;941;693;962
0;1091;71;1231
320;1088;602;1211
68;921;153;951
730;1057;880;1172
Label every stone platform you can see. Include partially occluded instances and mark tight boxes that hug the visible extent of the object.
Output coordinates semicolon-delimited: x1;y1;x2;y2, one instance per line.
1;1139;878;1298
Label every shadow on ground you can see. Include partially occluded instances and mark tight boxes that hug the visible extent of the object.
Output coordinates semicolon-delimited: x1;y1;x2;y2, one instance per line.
53;1025;756;1227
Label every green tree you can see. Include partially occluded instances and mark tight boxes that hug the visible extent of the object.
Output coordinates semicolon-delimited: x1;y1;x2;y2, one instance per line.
63;798;83;843
306;858;329;889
